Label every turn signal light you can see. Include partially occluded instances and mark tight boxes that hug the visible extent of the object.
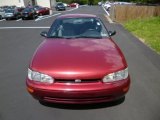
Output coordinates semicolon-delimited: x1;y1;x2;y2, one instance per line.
27;87;34;93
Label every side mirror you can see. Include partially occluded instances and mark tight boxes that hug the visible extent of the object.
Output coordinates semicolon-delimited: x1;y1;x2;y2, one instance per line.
40;31;48;37
108;31;116;36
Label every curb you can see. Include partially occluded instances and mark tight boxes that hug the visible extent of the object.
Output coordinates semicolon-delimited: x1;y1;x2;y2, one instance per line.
102;5;114;23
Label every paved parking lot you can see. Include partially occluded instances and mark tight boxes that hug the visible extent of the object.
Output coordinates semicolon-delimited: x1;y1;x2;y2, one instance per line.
0;5;160;120
0;6;79;22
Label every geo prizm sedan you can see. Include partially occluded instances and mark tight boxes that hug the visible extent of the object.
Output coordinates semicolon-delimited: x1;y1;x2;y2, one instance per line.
26;14;130;104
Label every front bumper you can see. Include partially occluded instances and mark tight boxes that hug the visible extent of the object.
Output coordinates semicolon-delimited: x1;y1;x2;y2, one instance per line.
22;14;30;18
56;7;65;10
5;15;14;19
26;77;130;104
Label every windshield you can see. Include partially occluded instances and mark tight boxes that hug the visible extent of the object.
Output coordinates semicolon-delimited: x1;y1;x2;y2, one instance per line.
34;6;42;10
23;8;32;12
0;9;4;12
5;9;14;13
48;17;109;39
57;3;64;6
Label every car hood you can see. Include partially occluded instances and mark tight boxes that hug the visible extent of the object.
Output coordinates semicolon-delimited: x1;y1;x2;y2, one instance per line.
5;13;13;15
30;38;127;79
57;5;64;7
22;11;30;13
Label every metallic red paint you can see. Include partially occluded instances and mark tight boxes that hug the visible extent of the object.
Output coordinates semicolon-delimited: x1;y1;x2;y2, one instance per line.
26;77;130;104
26;14;130;104
69;3;79;7
31;38;127;79
36;7;50;15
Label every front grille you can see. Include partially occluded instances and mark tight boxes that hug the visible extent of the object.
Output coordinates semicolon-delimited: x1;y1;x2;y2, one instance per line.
55;79;100;83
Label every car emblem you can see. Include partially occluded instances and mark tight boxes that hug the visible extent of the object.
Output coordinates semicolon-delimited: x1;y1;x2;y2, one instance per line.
75;79;81;83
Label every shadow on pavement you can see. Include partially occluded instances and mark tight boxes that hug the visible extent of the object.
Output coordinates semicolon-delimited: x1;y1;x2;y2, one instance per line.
39;96;125;109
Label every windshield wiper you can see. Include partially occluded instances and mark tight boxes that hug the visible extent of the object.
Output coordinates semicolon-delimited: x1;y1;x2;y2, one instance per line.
74;35;102;39
48;36;68;38
48;36;102;39
48;36;80;39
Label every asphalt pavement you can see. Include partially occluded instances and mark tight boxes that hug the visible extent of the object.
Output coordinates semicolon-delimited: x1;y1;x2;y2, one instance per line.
0;6;160;120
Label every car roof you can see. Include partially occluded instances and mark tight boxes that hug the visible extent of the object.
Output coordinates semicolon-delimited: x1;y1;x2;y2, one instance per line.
57;14;97;19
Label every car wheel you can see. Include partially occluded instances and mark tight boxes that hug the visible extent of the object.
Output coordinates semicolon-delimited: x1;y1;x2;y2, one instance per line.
16;16;19;20
111;96;125;105
32;15;35;19
39;100;49;106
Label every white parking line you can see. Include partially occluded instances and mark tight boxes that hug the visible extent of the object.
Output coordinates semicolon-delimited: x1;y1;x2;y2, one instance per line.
35;13;61;21
102;5;113;23
102;5;110;16
35;7;80;22
16;18;22;21
67;7;78;12
104;14;113;24
38;16;43;18
0;19;6;21
0;27;50;29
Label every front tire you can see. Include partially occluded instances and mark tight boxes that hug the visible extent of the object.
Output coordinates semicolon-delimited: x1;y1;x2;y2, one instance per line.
16;16;19;20
32;15;35;19
39;100;49;106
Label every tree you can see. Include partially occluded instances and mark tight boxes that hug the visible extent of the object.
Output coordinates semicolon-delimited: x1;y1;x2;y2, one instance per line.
131;0;159;3
88;0;100;5
78;0;88;5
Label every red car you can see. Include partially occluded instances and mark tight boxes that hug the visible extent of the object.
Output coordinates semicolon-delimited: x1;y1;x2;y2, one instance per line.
69;3;79;7
34;6;50;16
26;14;130;104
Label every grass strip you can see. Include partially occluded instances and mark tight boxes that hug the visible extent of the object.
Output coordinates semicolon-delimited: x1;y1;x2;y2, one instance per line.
124;17;160;54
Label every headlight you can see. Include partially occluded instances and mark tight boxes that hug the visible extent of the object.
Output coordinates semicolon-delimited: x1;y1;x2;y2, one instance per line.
28;68;54;84
103;68;128;82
